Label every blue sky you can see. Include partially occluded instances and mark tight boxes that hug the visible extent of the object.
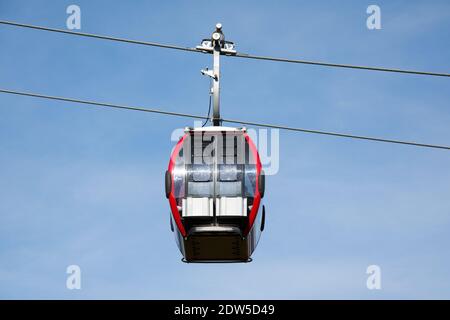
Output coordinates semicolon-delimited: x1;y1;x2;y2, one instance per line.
0;0;450;299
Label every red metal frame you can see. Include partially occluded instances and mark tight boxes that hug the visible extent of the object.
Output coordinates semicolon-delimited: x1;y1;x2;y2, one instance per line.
168;134;188;237
243;132;262;236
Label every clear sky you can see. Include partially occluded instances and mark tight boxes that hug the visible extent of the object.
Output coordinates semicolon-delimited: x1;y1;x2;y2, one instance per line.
0;0;450;299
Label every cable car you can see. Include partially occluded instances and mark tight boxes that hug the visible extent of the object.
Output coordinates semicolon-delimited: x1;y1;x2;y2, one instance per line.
165;23;266;262
165;126;265;262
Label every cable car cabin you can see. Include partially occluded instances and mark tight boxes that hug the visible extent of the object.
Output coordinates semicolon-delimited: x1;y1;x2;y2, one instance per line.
165;126;265;262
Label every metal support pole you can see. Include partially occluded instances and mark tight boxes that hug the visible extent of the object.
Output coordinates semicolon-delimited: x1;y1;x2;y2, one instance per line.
211;23;223;126
197;23;236;127
212;39;221;126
